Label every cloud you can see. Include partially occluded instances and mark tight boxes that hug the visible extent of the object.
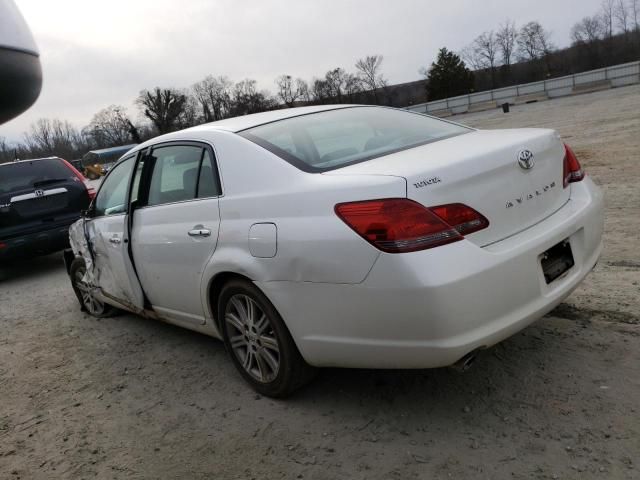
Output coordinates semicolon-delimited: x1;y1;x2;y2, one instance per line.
2;0;603;142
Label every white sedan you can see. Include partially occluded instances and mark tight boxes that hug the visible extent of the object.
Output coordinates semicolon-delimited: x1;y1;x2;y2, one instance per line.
65;105;604;397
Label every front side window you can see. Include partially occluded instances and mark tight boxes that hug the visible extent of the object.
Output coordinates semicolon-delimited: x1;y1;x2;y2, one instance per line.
93;156;136;216
240;106;471;172
147;146;203;206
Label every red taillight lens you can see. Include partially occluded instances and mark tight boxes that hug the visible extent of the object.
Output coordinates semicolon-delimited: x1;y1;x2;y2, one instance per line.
62;158;96;199
563;143;585;188
429;203;489;235
335;199;488;253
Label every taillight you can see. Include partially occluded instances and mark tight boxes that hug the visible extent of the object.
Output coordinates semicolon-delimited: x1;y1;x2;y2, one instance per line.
563;143;585;188
62;158;96;199
335;199;488;253
429;203;489;235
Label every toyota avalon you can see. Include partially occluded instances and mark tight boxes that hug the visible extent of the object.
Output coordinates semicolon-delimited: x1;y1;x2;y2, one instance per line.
63;105;604;397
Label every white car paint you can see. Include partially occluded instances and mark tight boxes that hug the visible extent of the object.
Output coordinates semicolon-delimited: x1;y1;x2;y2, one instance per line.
69;105;604;369
131;197;221;324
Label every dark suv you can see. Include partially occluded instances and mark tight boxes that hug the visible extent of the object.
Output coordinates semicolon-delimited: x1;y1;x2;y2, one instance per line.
0;157;95;261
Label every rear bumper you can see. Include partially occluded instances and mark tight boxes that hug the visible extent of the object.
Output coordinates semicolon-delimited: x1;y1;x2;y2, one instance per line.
0;223;72;261
258;178;604;368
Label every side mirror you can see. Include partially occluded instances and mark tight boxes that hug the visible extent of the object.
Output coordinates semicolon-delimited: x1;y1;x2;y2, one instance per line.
0;1;42;125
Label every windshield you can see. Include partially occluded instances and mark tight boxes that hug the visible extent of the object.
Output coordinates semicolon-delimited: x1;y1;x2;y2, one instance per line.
0;159;72;195
239;106;471;172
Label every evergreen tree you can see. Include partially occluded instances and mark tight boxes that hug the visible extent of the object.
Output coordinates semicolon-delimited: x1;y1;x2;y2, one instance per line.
425;48;475;100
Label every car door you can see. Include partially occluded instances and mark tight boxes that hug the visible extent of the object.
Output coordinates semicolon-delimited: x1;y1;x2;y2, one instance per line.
86;154;145;311
130;142;221;324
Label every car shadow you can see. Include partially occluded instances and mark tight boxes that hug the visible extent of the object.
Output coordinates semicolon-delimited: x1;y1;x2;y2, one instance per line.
0;251;66;283
115;306;569;413
287;318;573;411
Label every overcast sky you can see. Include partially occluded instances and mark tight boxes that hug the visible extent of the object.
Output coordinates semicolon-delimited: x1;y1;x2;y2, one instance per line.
2;0;603;142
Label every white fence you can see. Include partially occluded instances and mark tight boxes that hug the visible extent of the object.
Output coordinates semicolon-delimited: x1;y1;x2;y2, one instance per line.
406;61;640;115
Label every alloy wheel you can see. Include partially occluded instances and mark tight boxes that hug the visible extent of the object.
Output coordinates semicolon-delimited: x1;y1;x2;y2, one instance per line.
225;294;280;383
74;266;106;316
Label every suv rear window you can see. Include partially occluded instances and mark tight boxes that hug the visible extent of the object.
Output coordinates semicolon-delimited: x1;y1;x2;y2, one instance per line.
0;158;72;195
239;106;470;172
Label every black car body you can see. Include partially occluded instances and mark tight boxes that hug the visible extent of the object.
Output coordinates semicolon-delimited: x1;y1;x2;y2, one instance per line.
0;157;94;261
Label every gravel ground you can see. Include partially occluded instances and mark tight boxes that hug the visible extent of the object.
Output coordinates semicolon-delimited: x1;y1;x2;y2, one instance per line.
1;85;639;480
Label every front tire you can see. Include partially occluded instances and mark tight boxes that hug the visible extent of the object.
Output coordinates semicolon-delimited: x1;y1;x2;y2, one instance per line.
218;279;316;398
69;257;116;318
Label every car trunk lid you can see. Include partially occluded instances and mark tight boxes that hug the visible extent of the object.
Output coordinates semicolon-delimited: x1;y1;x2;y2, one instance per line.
326;128;570;246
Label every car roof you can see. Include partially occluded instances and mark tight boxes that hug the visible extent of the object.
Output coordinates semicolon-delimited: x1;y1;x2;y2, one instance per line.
0;157;61;166
192;104;358;133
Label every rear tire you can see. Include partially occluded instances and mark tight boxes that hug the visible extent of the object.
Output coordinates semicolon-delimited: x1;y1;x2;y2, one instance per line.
69;257;116;318
218;279;316;398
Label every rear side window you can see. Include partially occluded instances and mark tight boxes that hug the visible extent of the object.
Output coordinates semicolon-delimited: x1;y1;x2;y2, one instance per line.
197;149;220;198
0;159;73;195
146;145;220;207
240;106;470;172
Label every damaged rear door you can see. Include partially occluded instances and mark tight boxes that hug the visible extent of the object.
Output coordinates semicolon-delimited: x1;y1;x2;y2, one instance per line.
84;154;145;311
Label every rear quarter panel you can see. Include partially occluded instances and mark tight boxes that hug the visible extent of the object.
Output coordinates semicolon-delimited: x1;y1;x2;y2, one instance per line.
193;130;406;316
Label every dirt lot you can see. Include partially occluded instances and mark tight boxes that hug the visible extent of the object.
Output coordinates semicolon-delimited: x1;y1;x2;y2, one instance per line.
1;85;639;479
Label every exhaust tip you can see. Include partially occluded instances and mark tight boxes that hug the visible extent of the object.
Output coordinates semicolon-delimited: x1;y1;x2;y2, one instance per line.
451;348;482;372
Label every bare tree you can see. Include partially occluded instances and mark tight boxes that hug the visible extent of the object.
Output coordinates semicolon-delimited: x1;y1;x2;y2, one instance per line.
472;31;500;87
192;75;233;122
230;79;274;116
601;0;616;37
631;0;639;31
0;136;15;163
275;75;308;107
517;21;553;61
176;94;200;129
459;45;485;71
344;73;363;102
571;16;605;68
310;78;330;104
324;68;349;103
84;105;138;147
22;118;84;159
355;55;387;103
615;0;630;32
496;19;518;67
298;79;311;103
136;87;187;134
571;16;605;43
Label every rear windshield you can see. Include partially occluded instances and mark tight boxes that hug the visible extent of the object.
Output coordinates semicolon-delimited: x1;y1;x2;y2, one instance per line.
239;106;470;172
0;159;72;195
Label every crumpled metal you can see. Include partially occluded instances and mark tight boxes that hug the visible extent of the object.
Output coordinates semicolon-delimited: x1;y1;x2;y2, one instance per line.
68;218;96;285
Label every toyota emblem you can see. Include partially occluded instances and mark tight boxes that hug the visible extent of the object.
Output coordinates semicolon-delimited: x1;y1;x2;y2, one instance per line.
517;149;535;170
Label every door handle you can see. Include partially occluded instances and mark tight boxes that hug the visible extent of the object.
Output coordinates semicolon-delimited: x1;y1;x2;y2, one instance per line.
188;228;211;237
109;236;122;244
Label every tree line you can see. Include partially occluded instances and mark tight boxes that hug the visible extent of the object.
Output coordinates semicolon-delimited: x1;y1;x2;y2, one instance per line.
1;0;639;163
426;0;640;100
0;54;389;163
